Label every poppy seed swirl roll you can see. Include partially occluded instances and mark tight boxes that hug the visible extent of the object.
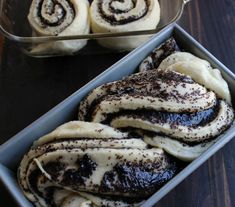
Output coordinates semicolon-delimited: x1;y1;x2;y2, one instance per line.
18;121;180;207
78;53;234;161
28;0;90;54
90;0;160;49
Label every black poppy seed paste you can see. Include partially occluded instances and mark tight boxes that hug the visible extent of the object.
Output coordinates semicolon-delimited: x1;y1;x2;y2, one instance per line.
28;168;44;197
107;101;220;128
61;154;97;187
98;0;149;25
150;38;181;69
37;0;75;30
28;161;66;198
140;37;181;71
100;157;181;197
43;161;66;178
82;70;195;122
76;154;97;177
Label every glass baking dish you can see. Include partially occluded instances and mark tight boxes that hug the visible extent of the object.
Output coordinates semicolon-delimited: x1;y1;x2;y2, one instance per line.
0;0;190;57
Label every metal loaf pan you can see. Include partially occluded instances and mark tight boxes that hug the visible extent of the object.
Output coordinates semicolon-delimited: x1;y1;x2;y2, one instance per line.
0;23;235;207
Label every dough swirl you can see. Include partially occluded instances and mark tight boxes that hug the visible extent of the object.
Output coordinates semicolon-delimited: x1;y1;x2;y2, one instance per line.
79;55;234;161
90;0;160;49
28;0;90;54
18;121;179;207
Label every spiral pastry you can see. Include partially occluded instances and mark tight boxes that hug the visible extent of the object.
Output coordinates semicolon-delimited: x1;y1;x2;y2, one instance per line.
28;0;90;55
90;0;160;50
79;54;234;161
18;121;180;207
139;37;180;72
140;50;232;104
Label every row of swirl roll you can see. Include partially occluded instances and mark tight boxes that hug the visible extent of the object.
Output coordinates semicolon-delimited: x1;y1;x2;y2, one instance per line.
28;0;160;54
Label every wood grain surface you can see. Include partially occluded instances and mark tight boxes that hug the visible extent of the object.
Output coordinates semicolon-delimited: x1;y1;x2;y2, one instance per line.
0;0;235;206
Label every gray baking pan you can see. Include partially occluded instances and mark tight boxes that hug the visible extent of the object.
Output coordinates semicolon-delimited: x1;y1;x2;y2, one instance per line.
0;23;235;207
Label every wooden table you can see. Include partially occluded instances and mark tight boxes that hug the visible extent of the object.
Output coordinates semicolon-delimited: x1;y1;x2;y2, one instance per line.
0;0;235;206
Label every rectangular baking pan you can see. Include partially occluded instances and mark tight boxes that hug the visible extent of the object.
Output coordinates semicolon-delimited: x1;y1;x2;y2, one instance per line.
0;23;235;207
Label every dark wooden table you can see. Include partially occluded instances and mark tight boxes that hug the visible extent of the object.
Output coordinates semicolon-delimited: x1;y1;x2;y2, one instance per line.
0;0;235;206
